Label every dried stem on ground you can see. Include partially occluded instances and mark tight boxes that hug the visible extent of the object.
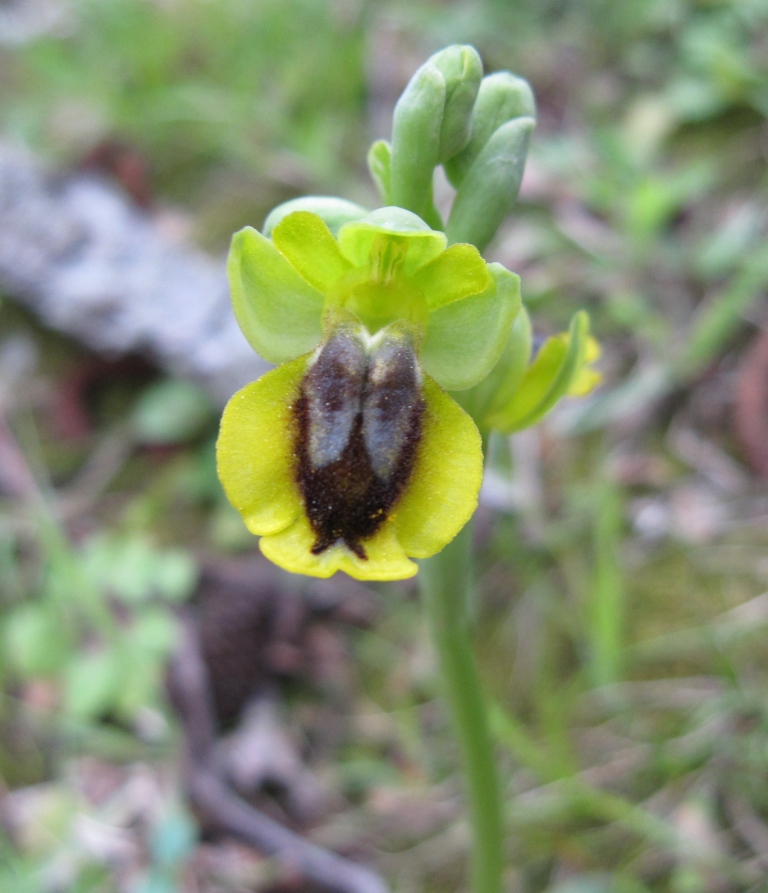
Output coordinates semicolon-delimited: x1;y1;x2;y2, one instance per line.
168;612;390;893
734;326;768;477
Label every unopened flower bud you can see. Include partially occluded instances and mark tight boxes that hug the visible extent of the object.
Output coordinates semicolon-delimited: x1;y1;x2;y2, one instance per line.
445;72;536;187
389;45;482;223
446;116;535;252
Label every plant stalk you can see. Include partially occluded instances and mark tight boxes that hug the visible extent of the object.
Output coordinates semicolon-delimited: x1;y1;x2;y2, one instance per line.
421;520;505;893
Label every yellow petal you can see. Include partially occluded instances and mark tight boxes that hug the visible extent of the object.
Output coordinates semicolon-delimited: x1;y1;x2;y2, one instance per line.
216;357;306;537
568;367;602;397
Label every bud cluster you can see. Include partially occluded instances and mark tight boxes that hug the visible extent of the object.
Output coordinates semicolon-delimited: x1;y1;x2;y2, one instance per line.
369;46;536;251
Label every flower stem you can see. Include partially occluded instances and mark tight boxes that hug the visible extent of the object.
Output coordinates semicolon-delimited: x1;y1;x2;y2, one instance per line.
421;520;505;893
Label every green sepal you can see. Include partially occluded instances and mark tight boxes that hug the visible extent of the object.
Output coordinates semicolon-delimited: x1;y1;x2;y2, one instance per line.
445;72;536;187
429;44;483;162
487;310;592;433
446;116;535;252
227;226;324;364
420;263;521;391
468;305;532;425
263;196;369;238
390;61;445;220
367;140;392;205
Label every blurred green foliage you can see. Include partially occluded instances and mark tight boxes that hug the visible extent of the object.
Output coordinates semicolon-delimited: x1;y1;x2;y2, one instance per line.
2;0;371;238
2;515;196;724
2;0;768;890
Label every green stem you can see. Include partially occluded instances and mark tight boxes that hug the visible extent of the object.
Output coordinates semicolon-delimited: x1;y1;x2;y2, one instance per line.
421;520;505;893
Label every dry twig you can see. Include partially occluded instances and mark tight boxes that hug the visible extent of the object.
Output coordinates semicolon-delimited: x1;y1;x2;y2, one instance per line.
169;615;390;893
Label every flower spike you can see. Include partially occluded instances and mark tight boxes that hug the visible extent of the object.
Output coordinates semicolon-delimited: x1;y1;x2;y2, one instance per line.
217;47;599;581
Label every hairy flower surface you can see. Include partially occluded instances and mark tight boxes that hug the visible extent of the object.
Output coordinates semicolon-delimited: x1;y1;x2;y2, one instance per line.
218;209;515;579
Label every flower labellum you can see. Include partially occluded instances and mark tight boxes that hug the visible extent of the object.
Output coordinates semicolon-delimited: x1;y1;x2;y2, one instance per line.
296;324;423;560
218;315;483;581
216;207;516;580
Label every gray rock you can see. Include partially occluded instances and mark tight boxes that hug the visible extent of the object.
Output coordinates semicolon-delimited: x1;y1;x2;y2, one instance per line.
0;142;267;404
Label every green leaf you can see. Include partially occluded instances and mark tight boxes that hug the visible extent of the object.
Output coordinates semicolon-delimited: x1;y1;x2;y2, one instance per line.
4;604;70;676
262;196;368;238
488;311;592;432
64;649;122;720
151;549;198;602
81;534;197;604
228;226;324;363
675;249;768;379
447;116;535;252
445;71;536;187
129;608;178;656
420;264;521;391
114;656;162;719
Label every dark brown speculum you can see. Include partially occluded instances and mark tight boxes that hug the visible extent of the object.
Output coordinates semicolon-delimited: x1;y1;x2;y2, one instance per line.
294;327;424;559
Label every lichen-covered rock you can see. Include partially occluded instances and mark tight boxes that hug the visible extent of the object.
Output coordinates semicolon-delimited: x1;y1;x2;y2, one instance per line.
0;142;266;404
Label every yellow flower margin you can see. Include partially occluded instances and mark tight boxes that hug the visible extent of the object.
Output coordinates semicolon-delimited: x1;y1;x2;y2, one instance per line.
217;352;483;580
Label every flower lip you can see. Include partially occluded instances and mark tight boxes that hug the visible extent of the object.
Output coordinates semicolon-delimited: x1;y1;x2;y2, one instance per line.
216;342;484;580
296;322;424;559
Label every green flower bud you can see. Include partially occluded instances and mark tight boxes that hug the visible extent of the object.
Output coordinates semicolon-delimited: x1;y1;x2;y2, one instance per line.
445;72;536;187
446;116;535;252
390;63;444;221
389;45;482;223
430;44;483;162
